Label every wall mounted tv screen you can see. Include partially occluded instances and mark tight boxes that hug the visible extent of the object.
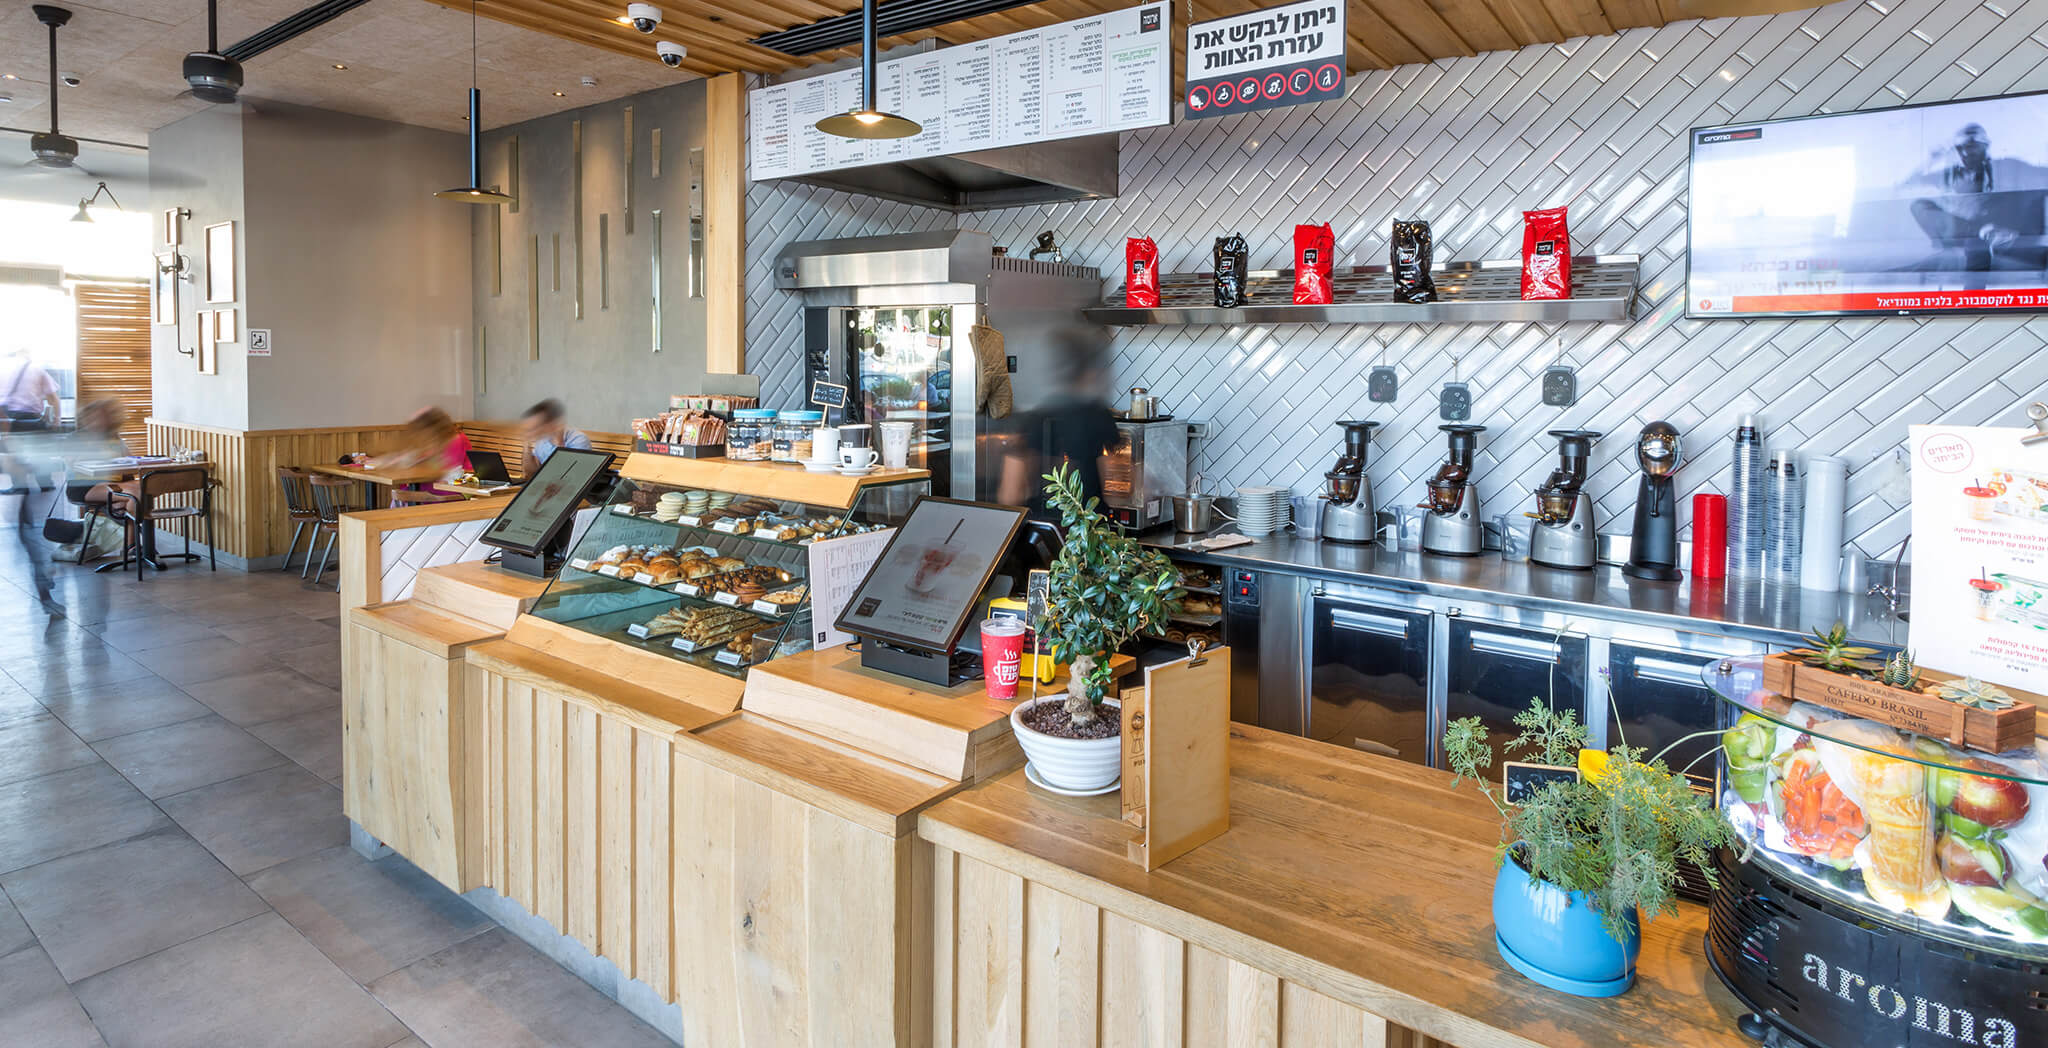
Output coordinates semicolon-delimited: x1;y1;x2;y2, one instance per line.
1687;90;2048;318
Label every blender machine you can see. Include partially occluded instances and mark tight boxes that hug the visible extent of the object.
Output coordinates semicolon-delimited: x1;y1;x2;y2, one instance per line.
1622;420;1683;581
1319;419;1381;544
1528;429;1601;570
1420;424;1486;557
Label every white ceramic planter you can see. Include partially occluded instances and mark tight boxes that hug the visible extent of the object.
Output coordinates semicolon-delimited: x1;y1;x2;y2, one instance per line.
1011;697;1123;792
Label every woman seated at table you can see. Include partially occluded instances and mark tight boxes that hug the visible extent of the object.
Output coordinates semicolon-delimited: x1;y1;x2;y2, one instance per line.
60;398;132;510
364;406;472;498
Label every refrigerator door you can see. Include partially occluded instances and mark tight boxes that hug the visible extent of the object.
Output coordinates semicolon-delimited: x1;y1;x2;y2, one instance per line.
1306;598;1433;764
838;305;974;497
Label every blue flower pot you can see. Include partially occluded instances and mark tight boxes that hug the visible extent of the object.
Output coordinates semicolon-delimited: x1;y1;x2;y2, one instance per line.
1491;851;1640;997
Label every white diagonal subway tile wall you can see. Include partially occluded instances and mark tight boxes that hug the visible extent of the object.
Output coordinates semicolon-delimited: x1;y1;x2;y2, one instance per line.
746;0;2048;563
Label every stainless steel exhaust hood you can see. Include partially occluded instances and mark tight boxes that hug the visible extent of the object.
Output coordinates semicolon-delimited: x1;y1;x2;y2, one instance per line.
775;132;1119;212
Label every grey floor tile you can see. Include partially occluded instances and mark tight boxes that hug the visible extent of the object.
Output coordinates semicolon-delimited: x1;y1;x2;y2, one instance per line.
35;678;211;743
184;669;341;728
0;715;98;787
279;645;344;690
90;715;289;799
95;619;226;654
127;636;281;688
369;929;671;1048
2;643;155;700
246;707;343;783
1;829;269;982
0;683;45;728
154;593;293;628
382;1038;426;1048
247;846;491;984
0;885;33;958
212;614;340;653
0;946;106;1048
159;765;347;876
73;913;408;1048
0;764;172;875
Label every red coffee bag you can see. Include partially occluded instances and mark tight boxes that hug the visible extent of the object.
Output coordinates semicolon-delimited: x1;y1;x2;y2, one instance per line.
1521;207;1571;300
1126;237;1160;308
1293;224;1335;305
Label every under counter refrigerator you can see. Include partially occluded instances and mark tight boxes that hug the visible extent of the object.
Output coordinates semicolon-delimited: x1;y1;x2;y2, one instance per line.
776;230;1105;501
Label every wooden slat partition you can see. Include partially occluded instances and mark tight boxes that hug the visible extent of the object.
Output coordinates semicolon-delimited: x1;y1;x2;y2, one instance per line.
705;72;745;376
73;282;151;448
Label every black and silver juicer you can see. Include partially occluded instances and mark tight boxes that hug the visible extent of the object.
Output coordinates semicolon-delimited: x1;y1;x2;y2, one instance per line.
1622;420;1684;581
1318;419;1381;545
1420;424;1485;557
1528;429;1601;570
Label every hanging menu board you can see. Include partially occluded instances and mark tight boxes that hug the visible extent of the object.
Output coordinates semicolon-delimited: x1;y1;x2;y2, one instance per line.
750;3;1172;182
1184;0;1345;119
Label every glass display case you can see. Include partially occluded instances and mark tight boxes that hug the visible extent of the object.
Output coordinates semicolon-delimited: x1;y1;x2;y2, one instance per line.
525;454;928;681
1706;657;2048;1048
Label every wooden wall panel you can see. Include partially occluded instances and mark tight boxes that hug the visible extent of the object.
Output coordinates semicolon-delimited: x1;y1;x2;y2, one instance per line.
145;419;409;561
342;623;466;889
74;283;151;449
704;72;745;376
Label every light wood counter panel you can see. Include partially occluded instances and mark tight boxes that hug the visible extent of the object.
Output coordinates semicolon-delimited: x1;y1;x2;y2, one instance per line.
621;452;929;509
920;726;1748;1048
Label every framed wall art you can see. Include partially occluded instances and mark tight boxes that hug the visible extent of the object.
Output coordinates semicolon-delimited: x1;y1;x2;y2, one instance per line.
204;221;235;304
153;253;177;325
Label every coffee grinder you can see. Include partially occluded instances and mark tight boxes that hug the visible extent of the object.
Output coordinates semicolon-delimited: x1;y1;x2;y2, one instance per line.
1420;424;1486;557
1529;430;1601;570
1318;419;1381;544
1622;420;1684;581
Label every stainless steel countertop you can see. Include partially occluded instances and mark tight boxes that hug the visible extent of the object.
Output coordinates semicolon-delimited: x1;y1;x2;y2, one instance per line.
1143;529;1908;649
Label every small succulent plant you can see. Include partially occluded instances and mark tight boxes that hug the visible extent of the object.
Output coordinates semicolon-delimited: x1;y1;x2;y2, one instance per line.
1788;622;1883;678
1880;649;1922;690
1935;676;2018;711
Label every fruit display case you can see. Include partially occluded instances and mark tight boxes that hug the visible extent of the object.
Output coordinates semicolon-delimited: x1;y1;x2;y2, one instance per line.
524;454;929;681
1705;657;2048;1048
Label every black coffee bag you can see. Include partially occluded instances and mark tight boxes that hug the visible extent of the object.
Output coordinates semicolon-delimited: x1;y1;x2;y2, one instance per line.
1214;234;1248;308
1390;220;1436;303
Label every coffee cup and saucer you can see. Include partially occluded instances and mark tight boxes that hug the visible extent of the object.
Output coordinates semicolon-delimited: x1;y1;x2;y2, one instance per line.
836;446;880;476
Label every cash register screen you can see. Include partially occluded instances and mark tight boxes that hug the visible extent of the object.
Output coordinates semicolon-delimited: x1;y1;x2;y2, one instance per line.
835;497;1027;653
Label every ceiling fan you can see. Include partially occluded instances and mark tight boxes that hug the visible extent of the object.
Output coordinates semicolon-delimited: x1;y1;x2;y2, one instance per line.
177;0;245;105
24;4;88;173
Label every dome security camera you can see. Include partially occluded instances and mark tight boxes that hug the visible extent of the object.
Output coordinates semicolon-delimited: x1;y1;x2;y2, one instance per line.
626;4;662;33
656;40;687;68
60;72;82;87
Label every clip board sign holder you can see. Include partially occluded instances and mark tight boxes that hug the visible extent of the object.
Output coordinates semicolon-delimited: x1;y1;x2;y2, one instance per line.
1119;641;1232;870
811;380;849;425
834;497;1028;687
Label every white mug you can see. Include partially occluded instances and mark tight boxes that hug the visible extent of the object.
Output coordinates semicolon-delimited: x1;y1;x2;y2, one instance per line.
879;421;914;469
839;446;879;471
812;425;840;463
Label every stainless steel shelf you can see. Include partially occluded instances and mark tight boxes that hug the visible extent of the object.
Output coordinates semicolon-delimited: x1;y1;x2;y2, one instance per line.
1083;254;1639;326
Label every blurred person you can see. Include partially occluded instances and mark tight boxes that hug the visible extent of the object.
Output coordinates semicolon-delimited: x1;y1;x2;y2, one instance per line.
519;398;591;477
364;407;472;498
1901;123;2048;281
996;329;1120;518
0;348;59;434
9;398;129;608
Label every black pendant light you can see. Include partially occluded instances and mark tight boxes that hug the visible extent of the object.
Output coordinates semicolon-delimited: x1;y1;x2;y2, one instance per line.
436;0;513;205
815;0;920;140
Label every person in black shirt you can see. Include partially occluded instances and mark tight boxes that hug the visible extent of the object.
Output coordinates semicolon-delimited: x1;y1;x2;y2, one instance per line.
996;329;1121;517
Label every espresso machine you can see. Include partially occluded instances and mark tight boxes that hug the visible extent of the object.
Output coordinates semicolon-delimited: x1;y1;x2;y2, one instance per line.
1319;419;1381;544
1529;430;1601;570
1420;424;1486;557
1622;420;1684;581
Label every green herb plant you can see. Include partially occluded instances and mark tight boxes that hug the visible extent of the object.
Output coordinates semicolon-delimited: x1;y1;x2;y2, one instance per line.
1879;649;1922;690
1444;699;1735;944
1934;676;2018;711
1038;463;1184;730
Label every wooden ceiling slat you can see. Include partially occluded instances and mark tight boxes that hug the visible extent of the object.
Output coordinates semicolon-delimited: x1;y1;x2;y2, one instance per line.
1540;0;1615;39
1599;0;1663;30
1426;0;1521;52
487;0;805;68
1483;0;1565;46
423;0;742;74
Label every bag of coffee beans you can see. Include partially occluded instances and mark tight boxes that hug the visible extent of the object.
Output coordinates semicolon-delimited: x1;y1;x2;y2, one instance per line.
1390;219;1435;303
1520;207;1571;300
1125;236;1160;308
1214;234;1248;308
1293;224;1335;305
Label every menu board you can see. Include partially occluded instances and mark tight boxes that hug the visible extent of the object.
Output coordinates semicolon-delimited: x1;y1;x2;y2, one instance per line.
1908;424;2048;694
835;498;1026;652
750;3;1172;182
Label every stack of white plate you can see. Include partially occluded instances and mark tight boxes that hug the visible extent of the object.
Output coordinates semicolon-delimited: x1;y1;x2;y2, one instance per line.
1234;486;1289;536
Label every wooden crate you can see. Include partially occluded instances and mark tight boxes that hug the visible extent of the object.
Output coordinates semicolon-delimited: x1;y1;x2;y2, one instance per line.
1760;653;2036;753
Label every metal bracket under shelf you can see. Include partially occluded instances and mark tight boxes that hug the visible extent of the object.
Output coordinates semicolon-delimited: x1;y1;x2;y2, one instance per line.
1084;254;1640;327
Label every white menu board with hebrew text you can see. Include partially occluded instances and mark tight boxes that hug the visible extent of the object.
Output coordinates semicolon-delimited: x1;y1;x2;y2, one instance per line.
750;3;1171;182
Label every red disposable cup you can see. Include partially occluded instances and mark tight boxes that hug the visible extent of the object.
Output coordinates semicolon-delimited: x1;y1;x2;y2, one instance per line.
1691;493;1728;580
980;619;1028;700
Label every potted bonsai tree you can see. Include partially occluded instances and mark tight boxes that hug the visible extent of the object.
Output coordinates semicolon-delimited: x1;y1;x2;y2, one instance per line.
1011;463;1183;793
1444;698;1733;997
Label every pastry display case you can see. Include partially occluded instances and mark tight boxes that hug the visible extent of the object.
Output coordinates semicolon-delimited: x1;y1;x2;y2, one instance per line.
1706;658;2048;1048
524;454;928;680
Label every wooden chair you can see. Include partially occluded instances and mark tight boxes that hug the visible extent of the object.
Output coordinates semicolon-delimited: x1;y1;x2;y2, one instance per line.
306;474;360;584
276;466;320;572
109;466;216;580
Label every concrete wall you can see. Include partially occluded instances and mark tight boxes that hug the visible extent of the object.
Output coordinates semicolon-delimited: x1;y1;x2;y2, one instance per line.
148;107;248;431
242;103;472;430
472;80;709;430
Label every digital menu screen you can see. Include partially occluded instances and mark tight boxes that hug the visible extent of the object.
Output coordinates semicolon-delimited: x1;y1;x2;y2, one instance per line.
479;448;612;555
835;497;1027;652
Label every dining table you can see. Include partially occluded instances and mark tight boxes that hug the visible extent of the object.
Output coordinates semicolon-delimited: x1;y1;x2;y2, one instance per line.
69;458;216;573
303;461;458;509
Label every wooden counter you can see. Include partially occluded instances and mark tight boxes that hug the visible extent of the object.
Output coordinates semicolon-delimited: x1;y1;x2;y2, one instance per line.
918;725;1749;1048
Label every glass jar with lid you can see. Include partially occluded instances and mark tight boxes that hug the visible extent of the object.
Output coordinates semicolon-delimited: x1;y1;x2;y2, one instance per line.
773;410;823;462
728;409;777;461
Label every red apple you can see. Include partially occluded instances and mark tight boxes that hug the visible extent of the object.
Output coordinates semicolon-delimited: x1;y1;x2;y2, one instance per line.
1939;832;2009;887
1952;765;2031;831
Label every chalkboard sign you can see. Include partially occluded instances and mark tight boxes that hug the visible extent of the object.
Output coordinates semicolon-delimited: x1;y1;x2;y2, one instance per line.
1502;761;1579;804
810;381;848;409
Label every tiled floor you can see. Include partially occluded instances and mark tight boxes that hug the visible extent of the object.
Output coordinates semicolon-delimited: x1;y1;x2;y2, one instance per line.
0;495;667;1047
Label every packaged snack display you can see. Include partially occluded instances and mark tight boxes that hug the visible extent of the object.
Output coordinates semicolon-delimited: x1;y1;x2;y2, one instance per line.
1390;220;1435;303
1293;223;1335;305
1521;206;1572;300
1125;237;1160;308
1213;233;1248;308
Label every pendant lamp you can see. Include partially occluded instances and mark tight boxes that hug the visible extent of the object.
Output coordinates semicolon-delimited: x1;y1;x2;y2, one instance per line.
815;0;920;139
436;0;513;204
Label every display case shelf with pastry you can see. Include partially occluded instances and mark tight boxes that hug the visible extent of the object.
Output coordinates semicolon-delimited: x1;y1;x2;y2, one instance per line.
523;452;926;685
